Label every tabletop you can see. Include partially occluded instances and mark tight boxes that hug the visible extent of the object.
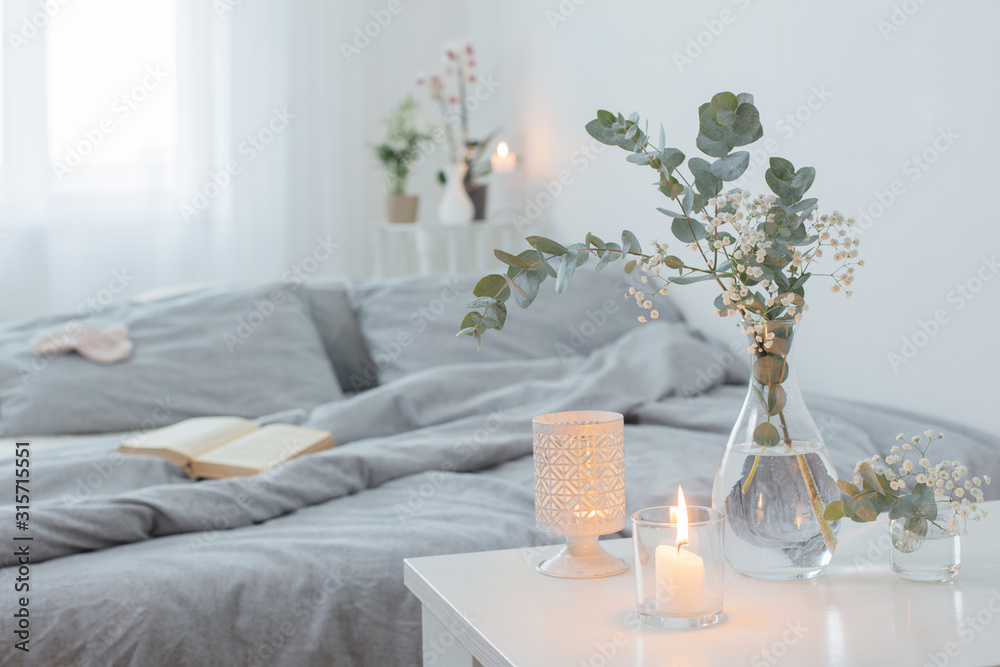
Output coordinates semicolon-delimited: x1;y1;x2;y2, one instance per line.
404;502;1000;667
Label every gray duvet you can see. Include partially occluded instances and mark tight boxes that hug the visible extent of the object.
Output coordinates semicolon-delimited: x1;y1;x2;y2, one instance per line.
1;323;997;667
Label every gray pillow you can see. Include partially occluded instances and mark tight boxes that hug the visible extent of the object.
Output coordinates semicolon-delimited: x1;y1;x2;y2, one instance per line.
303;280;376;393
0;283;343;436
349;269;684;386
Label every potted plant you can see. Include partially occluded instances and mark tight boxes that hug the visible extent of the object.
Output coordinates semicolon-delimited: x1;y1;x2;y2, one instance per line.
372;96;428;223
458;91;866;580
418;41;498;222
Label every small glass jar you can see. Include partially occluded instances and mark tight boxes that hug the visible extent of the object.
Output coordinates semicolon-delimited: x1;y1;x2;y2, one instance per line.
889;501;961;583
631;506;725;628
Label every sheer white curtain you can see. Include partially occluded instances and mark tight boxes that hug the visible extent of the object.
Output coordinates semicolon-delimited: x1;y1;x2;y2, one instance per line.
0;0;359;322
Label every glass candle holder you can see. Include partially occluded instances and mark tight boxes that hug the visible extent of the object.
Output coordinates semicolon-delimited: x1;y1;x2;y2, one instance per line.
631;506;726;628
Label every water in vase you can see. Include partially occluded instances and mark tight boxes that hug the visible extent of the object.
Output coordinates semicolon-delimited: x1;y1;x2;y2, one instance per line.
713;440;840;580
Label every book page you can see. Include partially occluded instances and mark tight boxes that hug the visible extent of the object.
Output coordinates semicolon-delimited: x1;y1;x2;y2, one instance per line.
191;424;334;477
119;416;259;462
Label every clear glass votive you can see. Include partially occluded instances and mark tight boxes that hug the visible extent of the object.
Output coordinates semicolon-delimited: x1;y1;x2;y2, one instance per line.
631;506;726;628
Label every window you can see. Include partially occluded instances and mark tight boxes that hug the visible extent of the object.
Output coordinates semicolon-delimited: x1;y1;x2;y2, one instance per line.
47;0;177;192
2;0;184;221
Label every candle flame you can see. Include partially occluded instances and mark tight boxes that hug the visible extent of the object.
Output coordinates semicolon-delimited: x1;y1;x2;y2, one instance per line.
671;485;689;548
497;141;509;158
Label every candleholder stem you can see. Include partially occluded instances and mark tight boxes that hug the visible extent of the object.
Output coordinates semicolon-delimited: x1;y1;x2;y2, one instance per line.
537;535;628;579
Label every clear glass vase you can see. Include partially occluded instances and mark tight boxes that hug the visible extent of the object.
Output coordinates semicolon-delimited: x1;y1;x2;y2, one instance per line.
890;500;961;582
711;320;840;580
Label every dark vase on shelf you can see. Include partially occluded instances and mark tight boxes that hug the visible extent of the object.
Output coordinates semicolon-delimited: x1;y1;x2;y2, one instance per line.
463;171;488;221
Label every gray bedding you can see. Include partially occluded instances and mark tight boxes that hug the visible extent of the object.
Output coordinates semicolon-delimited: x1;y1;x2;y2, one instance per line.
1;323;997;666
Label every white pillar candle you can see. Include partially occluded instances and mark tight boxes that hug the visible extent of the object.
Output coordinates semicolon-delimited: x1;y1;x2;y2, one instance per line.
490;141;517;173
655;485;706;614
655;544;706;614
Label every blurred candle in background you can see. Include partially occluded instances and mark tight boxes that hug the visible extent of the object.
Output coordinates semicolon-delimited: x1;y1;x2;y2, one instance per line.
490;141;516;173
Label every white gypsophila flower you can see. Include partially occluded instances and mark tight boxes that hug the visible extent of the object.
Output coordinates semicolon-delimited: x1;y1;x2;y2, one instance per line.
651;310;659;319
890;481;899;491
897;480;906;490
955;488;964;498
919;458;930;468
916;474;927;484
924;429;934;438
637;316;646;323
902;460;914;472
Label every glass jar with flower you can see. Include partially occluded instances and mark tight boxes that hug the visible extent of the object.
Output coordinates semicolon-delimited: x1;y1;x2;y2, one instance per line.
825;431;990;582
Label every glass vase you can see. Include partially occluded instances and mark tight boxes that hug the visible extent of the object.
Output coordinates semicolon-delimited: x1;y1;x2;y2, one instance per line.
889;500;961;582
711;320;840;580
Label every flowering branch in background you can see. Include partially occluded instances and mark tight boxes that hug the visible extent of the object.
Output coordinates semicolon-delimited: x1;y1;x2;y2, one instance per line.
825;431;990;539
416;41;497;182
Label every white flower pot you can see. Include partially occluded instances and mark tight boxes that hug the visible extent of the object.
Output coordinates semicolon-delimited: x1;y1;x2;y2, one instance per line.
438;163;474;224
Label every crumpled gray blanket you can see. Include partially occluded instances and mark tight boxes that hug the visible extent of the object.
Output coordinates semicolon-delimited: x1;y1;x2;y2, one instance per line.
1;322;997;667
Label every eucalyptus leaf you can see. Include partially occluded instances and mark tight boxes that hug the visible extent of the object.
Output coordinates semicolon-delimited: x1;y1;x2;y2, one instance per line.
526;235;568;256
473;274;509;300
671;217;707;243
823;500;845;522
509;269;541;308
624;259;636;274
466;296;497;308
696;133;732;158
494;249;532;269
555;252;577;293
620;230;642;257
710;151;750;181
660;148;685;170
753;422;780;448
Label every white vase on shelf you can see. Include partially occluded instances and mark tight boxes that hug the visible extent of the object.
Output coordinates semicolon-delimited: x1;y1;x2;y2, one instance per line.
437;162;474;224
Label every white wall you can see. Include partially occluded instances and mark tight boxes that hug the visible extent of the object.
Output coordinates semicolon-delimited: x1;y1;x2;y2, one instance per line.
454;0;999;434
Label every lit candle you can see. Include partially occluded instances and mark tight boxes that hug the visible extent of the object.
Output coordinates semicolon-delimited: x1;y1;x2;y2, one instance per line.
655;487;706;614
490;141;517;173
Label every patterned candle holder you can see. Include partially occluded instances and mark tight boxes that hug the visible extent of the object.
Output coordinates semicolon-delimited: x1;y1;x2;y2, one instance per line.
631;502;726;628
533;410;628;579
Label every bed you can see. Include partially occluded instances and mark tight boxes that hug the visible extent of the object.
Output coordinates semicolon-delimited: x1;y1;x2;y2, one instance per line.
1;271;997;667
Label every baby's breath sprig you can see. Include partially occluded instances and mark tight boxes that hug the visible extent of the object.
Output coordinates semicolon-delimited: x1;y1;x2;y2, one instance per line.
825;431;990;537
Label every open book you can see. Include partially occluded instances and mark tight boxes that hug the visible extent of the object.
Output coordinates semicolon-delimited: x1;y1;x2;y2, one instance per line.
118;416;335;479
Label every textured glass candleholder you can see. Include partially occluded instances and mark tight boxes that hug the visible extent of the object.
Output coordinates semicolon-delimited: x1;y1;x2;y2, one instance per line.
631;506;726;628
533;411;627;579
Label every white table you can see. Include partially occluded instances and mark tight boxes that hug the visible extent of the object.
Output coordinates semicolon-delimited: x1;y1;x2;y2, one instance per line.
370;218;541;278
404;503;1000;666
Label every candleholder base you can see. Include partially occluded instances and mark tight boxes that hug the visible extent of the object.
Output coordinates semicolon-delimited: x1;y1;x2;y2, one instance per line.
639;611;727;629
536;535;629;579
